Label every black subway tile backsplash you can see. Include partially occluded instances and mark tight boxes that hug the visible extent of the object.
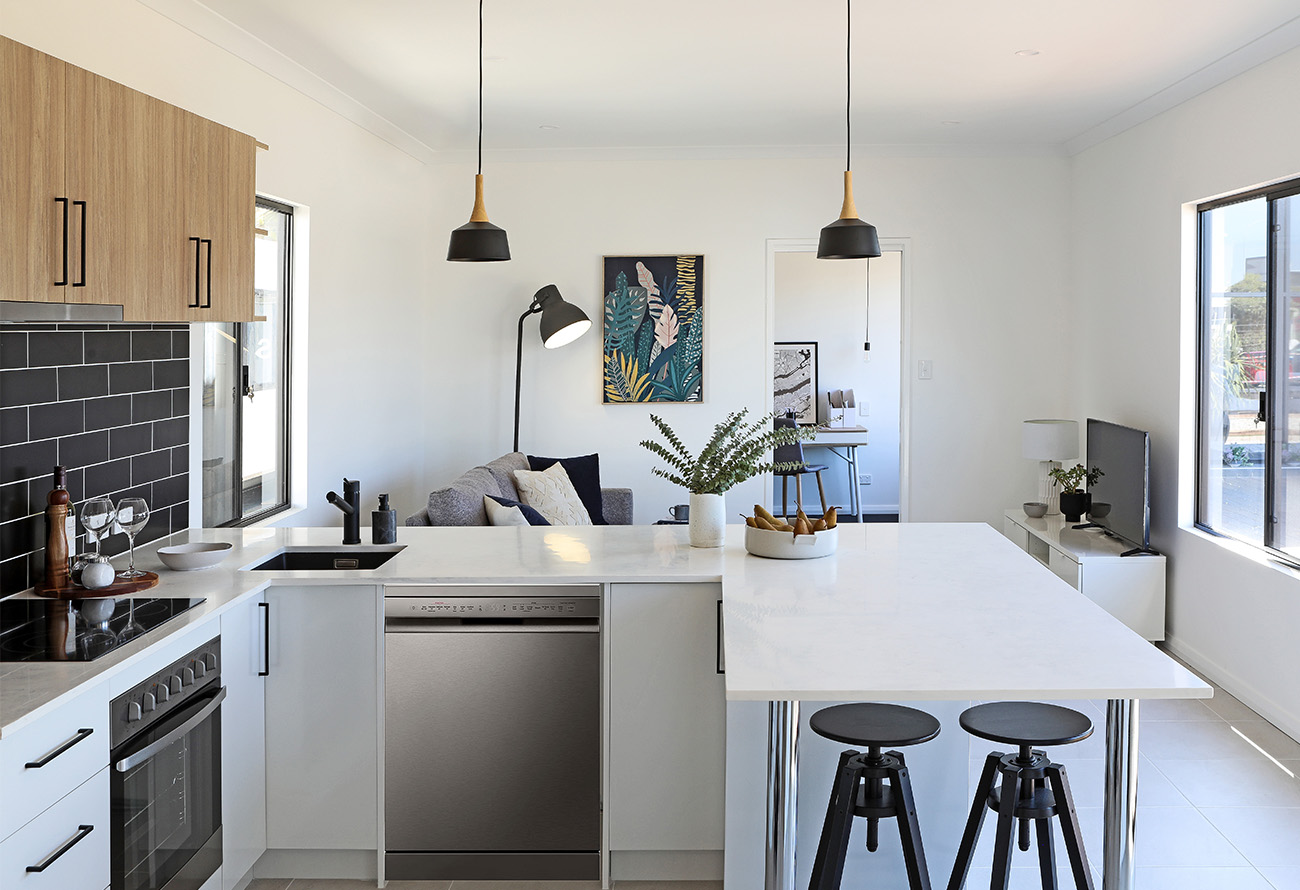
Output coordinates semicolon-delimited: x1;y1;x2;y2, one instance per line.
0;322;188;595
84;330;132;364
28;331;84;367
29;401;85;440
2;368;58;405
109;361;153;395
58;364;108;400
85;395;132;431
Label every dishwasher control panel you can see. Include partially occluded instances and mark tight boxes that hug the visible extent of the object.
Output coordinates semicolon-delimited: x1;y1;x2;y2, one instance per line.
383;586;602;621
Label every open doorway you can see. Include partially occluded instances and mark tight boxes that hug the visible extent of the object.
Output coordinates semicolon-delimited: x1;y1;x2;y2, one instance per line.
766;238;908;521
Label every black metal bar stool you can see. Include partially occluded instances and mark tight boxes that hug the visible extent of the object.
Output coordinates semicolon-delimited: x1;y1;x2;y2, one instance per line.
948;702;1095;890
808;702;941;890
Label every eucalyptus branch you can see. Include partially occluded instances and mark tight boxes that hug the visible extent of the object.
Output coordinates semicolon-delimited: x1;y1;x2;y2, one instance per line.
641;410;817;495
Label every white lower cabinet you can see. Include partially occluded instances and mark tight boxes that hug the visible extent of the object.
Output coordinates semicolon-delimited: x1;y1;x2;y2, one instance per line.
608;582;726;879
220;593;267;889
263;585;379;853
0;767;110;889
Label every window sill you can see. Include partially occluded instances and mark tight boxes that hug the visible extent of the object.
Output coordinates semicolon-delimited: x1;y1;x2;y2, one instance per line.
1179;524;1300;580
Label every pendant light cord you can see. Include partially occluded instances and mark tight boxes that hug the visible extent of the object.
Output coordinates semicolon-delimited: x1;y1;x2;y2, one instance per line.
477;0;484;176
845;0;851;173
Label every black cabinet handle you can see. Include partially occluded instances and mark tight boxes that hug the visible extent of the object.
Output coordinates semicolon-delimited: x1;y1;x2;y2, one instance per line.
258;601;270;676
201;238;213;308
188;237;201;307
26;824;94;873
24;727;94;769
716;599;725;674
54;197;69;286
72;200;87;287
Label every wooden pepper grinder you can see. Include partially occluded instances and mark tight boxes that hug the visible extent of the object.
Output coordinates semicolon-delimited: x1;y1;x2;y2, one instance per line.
44;466;71;589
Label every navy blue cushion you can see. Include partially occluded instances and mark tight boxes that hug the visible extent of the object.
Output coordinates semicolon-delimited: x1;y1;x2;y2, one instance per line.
486;495;551;526
527;453;606;525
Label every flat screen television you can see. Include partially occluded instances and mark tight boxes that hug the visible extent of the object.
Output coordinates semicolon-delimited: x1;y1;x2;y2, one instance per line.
1085;419;1154;555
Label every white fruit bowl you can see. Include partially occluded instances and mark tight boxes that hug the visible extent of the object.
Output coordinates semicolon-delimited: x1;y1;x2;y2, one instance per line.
157;541;233;571
744;524;838;559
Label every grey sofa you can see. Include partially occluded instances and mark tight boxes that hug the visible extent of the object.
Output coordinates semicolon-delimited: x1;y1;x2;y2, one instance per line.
405;452;633;526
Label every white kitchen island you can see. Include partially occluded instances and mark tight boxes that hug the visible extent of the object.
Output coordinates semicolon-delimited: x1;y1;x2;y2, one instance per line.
0;521;1208;890
720;521;1209;890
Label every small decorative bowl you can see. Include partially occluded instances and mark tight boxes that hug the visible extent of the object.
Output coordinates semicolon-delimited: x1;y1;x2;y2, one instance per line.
744;524;838;559
1023;502;1048;518
157;541;233;571
1088;502;1112;519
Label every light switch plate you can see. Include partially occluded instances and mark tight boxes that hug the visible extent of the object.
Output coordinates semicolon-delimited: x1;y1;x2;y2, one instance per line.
858;401;869;417
918;360;933;379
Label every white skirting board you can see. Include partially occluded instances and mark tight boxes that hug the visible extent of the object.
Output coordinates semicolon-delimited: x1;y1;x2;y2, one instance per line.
253;849;377;881
610;850;724;881
1162;634;1300;747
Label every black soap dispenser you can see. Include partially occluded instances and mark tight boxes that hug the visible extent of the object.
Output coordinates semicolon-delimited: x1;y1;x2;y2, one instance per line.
372;494;397;545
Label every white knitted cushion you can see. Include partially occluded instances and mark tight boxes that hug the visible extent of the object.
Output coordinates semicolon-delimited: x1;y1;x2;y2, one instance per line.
483;495;530;527
512;462;593;526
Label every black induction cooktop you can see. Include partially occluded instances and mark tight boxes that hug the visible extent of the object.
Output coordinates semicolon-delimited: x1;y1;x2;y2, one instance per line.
0;597;206;662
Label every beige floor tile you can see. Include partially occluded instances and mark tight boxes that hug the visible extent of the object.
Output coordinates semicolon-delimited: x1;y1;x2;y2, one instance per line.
1131;866;1275;889
1228;721;1300;761
246;881;292;890
1203;689;1265;723
1200;808;1300;867
448;883;602;890
1153;757;1300;808
1138;698;1221;722
285;881;386;889
385;882;454;889
612;883;723;889
1140;720;1266;761
963;865;1087;889
1259;866;1300;889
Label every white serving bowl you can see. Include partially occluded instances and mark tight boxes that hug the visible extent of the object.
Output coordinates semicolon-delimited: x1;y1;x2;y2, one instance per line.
157;541;233;571
744;524;838;559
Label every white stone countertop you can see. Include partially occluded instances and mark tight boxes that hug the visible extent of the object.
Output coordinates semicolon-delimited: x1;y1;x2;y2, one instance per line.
721;521;1208;702
1;521;1207;738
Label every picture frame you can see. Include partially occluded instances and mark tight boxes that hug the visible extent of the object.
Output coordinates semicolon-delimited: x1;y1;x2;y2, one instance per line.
602;254;704;403
773;341;818;424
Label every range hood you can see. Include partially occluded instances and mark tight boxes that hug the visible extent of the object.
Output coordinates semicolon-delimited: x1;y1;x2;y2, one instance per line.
0;301;125;323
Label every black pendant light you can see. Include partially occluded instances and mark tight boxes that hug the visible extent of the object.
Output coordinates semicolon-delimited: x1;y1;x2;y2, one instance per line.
448;0;510;262
817;0;881;260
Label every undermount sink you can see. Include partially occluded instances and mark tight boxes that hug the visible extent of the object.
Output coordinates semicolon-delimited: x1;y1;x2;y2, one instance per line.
245;546;405;572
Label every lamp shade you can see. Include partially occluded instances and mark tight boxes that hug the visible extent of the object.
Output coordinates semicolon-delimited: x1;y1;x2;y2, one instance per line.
817;217;881;259
447;220;510;262
1022;419;1078;460
534;284;591;348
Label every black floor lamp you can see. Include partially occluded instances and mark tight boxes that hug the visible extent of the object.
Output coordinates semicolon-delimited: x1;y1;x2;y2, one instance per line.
514;284;591;452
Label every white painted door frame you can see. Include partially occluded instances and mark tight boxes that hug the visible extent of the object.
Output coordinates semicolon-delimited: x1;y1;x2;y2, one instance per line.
763;237;913;521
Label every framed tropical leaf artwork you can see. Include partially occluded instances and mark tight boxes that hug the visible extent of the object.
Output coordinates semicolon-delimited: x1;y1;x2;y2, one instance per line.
603;255;704;403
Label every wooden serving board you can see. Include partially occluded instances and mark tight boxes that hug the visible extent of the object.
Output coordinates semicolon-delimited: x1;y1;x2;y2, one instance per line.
34;571;159;600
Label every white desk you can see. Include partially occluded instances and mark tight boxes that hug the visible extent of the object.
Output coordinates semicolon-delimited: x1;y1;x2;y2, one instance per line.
720;522;1209;890
806;427;870;521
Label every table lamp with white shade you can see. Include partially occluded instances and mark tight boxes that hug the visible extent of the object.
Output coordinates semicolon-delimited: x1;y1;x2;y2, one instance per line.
1022;419;1078;516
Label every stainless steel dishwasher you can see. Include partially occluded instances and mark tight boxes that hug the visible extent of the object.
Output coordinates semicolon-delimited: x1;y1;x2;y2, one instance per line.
383;585;601;881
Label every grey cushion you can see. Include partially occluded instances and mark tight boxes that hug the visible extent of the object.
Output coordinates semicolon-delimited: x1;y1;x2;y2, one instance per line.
425;466;503;526
601;487;633;526
483;452;529;502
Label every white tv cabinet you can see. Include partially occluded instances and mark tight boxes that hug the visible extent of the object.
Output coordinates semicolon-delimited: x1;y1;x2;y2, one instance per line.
1002;509;1166;641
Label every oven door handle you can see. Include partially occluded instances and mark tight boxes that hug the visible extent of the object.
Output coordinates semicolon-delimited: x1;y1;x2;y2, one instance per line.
114;686;226;772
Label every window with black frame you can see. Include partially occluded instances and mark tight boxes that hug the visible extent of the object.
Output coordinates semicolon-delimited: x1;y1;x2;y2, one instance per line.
202;198;292;526
1197;179;1300;558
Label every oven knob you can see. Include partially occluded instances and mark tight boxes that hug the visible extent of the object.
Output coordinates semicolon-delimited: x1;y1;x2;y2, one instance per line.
127;702;142;723
203;653;217;670
155;684;170;703
141;692;156;713
181;667;195;687
169;675;183;695
194;660;207;679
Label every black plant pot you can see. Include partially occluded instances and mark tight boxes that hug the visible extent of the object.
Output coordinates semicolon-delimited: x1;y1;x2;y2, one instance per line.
1059;491;1090;523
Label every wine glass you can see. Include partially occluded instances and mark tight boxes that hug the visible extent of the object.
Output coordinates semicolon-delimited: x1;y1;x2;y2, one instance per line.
115;497;150;579
80;497;116;557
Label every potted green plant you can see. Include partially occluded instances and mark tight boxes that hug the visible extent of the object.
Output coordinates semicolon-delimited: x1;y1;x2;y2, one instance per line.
1048;463;1103;522
640;409;813;547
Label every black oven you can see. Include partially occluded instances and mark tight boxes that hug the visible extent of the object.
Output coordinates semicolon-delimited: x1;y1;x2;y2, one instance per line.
110;638;223;890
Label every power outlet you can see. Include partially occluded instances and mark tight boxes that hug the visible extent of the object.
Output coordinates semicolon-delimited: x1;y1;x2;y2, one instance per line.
858;401;869;417
859;473;872;485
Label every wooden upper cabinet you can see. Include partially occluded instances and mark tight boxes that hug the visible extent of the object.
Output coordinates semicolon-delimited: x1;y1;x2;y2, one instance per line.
2;36;257;321
0;37;67;302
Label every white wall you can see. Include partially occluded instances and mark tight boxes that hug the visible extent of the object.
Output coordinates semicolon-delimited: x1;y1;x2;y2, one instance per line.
1;0;437;529
429;155;1072;524
1072;45;1300;737
772;249;902;514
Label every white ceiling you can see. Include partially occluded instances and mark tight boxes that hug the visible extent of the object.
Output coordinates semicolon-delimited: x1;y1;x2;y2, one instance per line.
149;0;1300;161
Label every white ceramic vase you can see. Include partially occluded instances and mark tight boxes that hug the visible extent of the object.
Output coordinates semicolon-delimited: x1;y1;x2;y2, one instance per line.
689;492;726;548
